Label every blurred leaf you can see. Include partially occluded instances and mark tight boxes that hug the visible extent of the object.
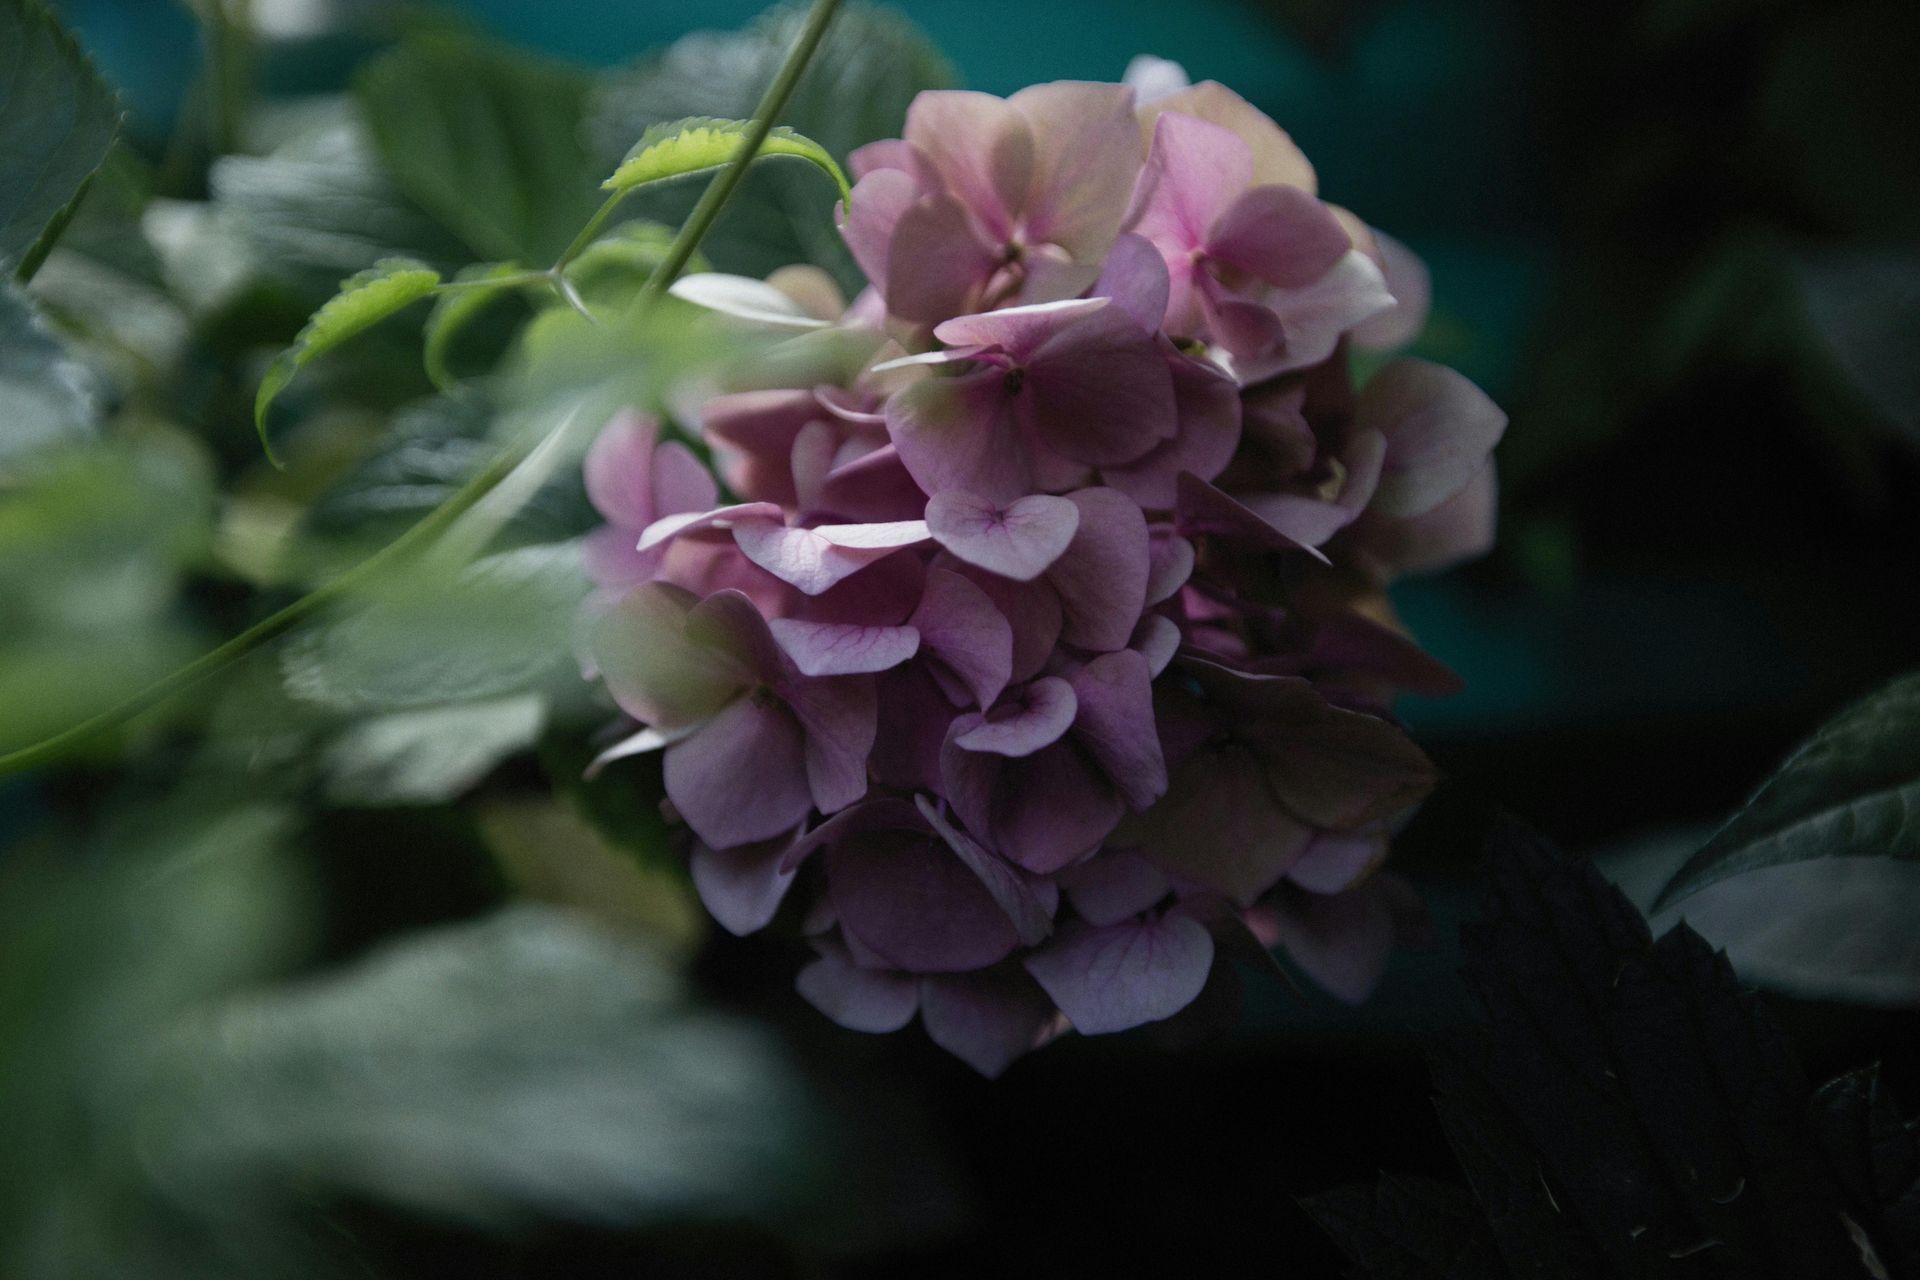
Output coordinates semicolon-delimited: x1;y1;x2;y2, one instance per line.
208;106;469;296
1790;249;1920;446
1300;1174;1505;1279
144;905;827;1229
478;799;702;952
604;117;850;206
0;0;122;278
1657;673;1920;906
254;257;441;462
353;32;601;264
563;219;699;311
0;282;101;463
588;3;954;291
280;540;588;713
321;694;545;807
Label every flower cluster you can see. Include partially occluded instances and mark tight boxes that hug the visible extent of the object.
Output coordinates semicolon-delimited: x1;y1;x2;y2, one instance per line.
579;65;1504;1075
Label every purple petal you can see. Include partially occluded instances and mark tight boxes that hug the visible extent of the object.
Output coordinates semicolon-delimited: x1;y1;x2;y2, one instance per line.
1059;852;1172;927
1094;232;1171;331
1007;80;1139;257
664;697;813;849
926;490;1080;581
943;560;1064;684
1356;359;1508;518
652;440;718;516
1287;830;1387;895
870;664;959;792
1066;650;1167;810
919;972;1061;1077
1047;488;1151;650
1145;532;1195;605
1138;81;1317;192
1022;915;1215;1035
583;410;661;528
769;619;920;676
691;837;799;935
1022;306;1179;467
733;516;930;595
916;794;1056;947
780;796;923;873
1174;472;1328;560
797;944;920;1032
886;364;1034;502
636;501;784;554
933;296;1111;355
1124;111;1251;271
587;583;744;729
904;90;1035;240
1270;885;1395;1004
1100;342;1243;509
1344;460;1497;579
781;673;878;816
1258;249;1396;378
838;169;916;299
827;827;1021;972
910;567;1013;708
943;735;1125;875
1205;185;1349;289
951;676;1078;756
1133;743;1315;905
1130;614;1182;677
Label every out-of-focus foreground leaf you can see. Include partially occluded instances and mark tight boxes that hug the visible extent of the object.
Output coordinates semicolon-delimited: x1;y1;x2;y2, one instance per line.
0;282;100;461
0;0;121;278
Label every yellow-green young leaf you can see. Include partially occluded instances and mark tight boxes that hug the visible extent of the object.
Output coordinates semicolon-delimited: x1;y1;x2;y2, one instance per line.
602;117;850;207
423;262;536;391
254;259;441;465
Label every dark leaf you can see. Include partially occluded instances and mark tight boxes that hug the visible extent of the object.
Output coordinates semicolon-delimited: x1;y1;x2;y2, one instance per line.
0;0;121;277
1302;1174;1509;1279
1813;1066;1920;1277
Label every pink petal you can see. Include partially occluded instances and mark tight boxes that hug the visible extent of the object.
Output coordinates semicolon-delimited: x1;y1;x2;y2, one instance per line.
1124;112;1252;265
1205;185;1349;289
636;501;784;554
1065;649;1167;810
1100;342;1243;509
1007;80;1140;258
926;490;1080;581
903;90;1035;240
1174;472;1328;560
1022;306;1179;467
1047;488;1152;651
651;439;718;517
839;169;917;299
942;559;1064;684
1355;359;1507;518
1059;851;1172;927
1286;829;1388;895
950;676;1078;757
797;944;920;1032
910;567;1014;709
1093;232;1171;332
1344;460;1498;579
932;296;1111;353
1350;227;1431;351
920;972;1061;1077
943;735;1125;875
1138;81;1316;192
664;697;813;849
732;516;930;595
884;193;1002;324
1022;915;1215;1035
583;410;661;528
691;836;799;935
768;619;920;676
1258;249;1396;378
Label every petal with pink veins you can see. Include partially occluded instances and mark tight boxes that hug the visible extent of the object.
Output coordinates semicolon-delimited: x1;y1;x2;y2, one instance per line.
926;490;1080;581
732;516;931;595
768;619;920;676
950;676;1078;757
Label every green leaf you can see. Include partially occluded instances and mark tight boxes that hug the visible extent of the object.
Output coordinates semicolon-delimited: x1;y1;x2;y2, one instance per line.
604;116;849;206
281;542;588;713
423;262;537;391
0;282;100;464
587;4;954;291
254;258;441;465
0;0;122;278
321;694;545;807
1657;672;1920;908
353;32;602;263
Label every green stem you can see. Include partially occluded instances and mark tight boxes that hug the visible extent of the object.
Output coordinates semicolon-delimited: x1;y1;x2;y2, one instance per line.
553;191;630;275
0;0;847;778
636;0;844;306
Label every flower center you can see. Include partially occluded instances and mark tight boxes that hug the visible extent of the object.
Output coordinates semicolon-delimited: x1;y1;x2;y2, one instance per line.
1002;366;1027;396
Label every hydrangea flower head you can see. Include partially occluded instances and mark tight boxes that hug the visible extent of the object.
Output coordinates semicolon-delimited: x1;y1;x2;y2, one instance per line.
577;60;1506;1075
